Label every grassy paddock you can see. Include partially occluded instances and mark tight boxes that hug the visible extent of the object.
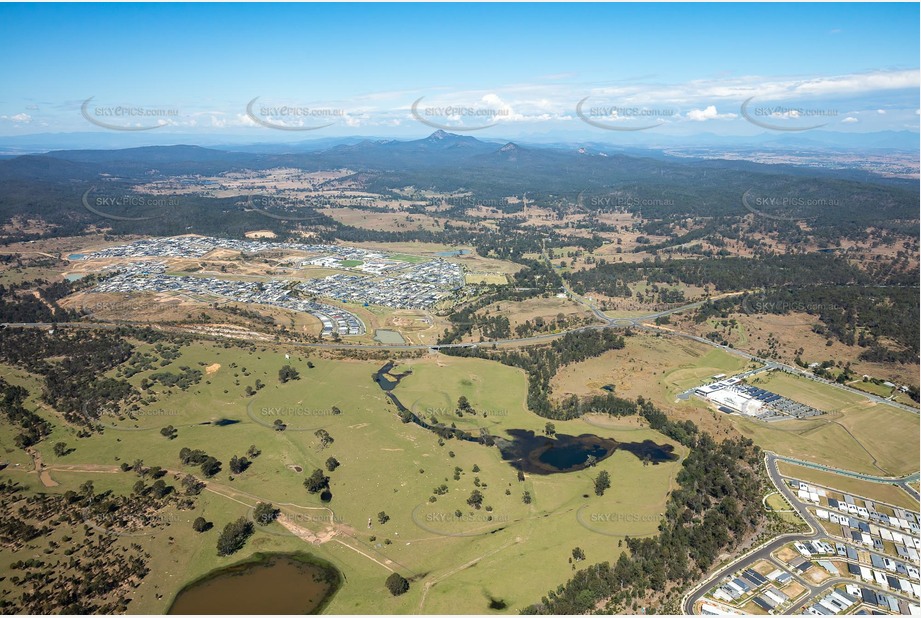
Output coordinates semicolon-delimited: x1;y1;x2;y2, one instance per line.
1;342;686;614
730;372;919;477
776;462;919;511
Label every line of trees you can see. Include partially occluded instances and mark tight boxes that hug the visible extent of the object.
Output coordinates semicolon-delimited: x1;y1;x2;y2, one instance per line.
443;329;627;419
524;399;767;614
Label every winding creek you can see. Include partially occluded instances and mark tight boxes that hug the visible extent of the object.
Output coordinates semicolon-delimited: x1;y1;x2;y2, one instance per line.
373;362;678;474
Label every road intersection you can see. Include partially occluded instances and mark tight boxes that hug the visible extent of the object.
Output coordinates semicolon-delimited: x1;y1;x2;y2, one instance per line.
682;452;920;615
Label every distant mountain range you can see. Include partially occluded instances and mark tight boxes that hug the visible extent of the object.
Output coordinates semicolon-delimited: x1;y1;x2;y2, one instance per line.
0;131;916;244
0;128;917;158
0;131;914;191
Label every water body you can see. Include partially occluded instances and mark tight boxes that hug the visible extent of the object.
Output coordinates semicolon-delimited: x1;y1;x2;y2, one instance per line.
64;273;86;282
496;430;618;474
373;362;679;474
497;430;678;475
373;361;412;392
67;253;85;260
618;440;679;462
373;363;483;443
434;249;470;257
168;553;341;615
374;329;406;345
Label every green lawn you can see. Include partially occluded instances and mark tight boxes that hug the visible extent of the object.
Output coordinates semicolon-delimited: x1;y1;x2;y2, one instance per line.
390;254;428;264
847;380;895;398
764;492;802;526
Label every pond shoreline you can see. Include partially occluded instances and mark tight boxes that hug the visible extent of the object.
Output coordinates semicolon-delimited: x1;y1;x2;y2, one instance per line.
374;361;678;475
166;551;343;615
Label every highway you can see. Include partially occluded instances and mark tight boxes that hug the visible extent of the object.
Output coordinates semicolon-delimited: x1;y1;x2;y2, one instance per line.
3;288;918;414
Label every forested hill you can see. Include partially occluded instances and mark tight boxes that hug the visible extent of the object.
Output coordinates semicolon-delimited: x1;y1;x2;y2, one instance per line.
0;134;917;244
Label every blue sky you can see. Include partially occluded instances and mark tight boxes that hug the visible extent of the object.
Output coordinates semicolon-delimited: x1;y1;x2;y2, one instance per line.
0;2;918;141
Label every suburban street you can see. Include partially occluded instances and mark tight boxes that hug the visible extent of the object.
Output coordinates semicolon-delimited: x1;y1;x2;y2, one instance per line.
682;452;823;614
681;452;920;615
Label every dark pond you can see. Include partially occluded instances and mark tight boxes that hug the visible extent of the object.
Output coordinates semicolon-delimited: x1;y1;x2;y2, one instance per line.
618;440;679;463
373;362;679;475
373;361;412;392
497;430;678;475
538;441;609;470
167;553;341;615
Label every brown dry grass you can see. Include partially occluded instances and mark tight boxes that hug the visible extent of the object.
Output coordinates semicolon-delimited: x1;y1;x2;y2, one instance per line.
774;545;799;564
319;207;443;232
476;296;593;329
672;310;919;390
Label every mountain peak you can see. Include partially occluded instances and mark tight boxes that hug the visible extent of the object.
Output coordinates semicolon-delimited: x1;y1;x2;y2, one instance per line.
499;142;520;152
428;130;452;140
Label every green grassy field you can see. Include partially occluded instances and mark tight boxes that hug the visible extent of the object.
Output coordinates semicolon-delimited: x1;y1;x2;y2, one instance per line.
847;380;895;398
764;492;802;526
390;254;428;263
1;342;687;614
728;372;920;477
0;364;44;470
776;462;919;511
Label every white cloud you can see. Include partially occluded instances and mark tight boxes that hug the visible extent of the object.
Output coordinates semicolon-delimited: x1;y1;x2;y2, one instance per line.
273;68;915;130
235;113;258;127
586;69;918;105
841;116;859;123
20;67;917;133
685;106;736;121
1;113;32;123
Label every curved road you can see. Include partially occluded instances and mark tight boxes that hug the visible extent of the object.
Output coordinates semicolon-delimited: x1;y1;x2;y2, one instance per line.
682;452;822;614
682;452;919;615
770;454;920;502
